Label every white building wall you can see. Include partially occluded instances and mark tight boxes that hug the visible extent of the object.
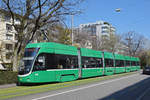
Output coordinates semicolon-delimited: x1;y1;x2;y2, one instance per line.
0;12;17;64
96;24;102;38
79;21;116;38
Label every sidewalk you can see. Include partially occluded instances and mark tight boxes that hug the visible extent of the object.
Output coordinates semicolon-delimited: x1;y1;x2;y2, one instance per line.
0;83;16;89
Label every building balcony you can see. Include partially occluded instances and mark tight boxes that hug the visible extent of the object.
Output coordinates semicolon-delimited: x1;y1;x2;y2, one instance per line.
101;24;109;27
102;32;109;36
101;28;109;31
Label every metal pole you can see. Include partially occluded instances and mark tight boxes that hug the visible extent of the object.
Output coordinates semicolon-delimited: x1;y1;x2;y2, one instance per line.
102;52;105;75
78;48;82;78
71;14;74;45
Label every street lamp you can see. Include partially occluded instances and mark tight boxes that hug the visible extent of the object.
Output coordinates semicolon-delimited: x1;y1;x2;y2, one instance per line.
115;8;121;12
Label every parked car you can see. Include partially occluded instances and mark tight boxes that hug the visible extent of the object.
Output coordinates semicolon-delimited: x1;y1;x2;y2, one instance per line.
143;66;150;74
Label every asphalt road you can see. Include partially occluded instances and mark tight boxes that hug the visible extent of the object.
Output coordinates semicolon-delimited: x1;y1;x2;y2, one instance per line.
9;72;150;100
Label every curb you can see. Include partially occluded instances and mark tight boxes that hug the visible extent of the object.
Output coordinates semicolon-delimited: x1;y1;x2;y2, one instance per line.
0;83;16;89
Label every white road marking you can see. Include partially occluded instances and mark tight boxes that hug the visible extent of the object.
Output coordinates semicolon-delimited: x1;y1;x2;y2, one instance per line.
32;74;139;100
136;86;150;100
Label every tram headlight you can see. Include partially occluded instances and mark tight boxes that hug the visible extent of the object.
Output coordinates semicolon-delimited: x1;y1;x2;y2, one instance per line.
27;78;30;81
19;77;22;81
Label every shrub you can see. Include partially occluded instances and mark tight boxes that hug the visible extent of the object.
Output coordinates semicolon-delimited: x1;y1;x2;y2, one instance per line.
0;71;18;85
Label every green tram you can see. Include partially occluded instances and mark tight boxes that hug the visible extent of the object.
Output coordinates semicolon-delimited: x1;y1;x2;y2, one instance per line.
18;42;140;83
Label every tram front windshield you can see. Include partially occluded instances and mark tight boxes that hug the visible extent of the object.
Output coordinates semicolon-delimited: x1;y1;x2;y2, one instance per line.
18;48;39;75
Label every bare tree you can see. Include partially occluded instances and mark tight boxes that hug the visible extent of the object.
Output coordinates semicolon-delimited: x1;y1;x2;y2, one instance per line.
74;30;93;48
121;31;145;56
34;24;72;45
0;0;83;71
108;33;120;52
95;34;120;52
56;26;72;45
73;29;120;51
138;50;150;68
0;41;5;64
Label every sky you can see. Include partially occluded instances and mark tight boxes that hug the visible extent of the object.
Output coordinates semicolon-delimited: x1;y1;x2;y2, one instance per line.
65;0;150;38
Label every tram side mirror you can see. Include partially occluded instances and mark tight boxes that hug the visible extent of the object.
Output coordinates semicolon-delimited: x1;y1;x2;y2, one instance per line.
20;59;24;66
18;59;24;71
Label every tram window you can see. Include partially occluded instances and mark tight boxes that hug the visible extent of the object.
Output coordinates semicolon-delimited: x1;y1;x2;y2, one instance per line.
137;61;140;66
126;61;131;66
33;53;78;70
56;55;78;69
132;61;134;66
115;60;124;67
131;61;136;66
82;57;103;68
45;54;78;69
135;62;137;66
135;62;138;66
96;58;103;67
105;59;114;67
134;61;136;66
33;54;46;71
121;60;125;67
131;61;133;66
45;54;58;69
115;60;119;67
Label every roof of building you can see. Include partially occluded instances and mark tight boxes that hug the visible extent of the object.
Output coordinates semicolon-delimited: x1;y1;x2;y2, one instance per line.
79;21;113;28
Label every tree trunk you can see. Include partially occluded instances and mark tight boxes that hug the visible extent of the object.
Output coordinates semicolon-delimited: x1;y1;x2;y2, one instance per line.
13;50;18;72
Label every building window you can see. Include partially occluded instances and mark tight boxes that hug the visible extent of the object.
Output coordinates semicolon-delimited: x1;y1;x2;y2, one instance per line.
91;27;96;35
4;15;11;21
102;26;108;29
6;52;13;60
15;18;20;22
102;31;107;33
5;44;13;50
6;34;13;40
15;34;18;40
6;24;12;31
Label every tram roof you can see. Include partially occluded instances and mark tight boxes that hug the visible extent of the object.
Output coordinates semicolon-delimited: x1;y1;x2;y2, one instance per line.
103;52;114;59
26;42;78;55
26;42;77;50
80;48;102;58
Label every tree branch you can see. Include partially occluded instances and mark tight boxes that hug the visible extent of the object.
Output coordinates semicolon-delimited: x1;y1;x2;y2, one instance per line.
28;0;42;42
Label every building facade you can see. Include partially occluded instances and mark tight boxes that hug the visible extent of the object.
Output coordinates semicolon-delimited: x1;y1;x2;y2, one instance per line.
74;21;116;49
79;21;116;38
0;10;18;69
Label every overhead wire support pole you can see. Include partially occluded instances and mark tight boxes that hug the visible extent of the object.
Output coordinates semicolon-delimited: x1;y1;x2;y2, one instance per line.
41;30;50;42
71;14;74;45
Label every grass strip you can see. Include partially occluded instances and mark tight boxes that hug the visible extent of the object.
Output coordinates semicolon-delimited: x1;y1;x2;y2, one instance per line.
0;71;138;100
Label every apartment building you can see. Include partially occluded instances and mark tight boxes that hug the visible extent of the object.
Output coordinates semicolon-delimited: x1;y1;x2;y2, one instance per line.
0;9;18;70
79;21;116;38
73;21;116;49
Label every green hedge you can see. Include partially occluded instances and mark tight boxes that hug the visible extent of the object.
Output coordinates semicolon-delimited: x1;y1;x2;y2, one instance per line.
0;71;18;85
